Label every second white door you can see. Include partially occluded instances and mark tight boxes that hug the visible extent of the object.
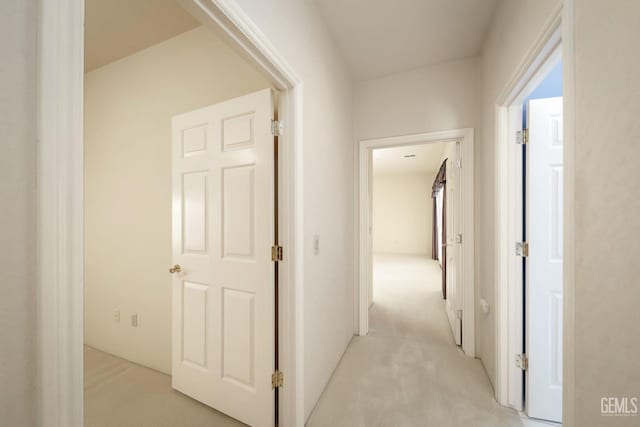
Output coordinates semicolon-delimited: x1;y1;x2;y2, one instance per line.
526;96;563;423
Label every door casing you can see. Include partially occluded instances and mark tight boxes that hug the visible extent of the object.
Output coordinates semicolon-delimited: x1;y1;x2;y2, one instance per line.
357;128;476;358
496;45;562;412
36;1;305;426
493;5;577;427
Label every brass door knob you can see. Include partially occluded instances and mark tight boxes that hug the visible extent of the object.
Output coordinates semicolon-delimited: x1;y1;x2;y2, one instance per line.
169;264;182;274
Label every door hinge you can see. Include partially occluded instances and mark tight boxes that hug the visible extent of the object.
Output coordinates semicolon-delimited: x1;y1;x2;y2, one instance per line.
271;245;283;262
271;370;284;388
455;233;462;244
515;241;529;257
456;159;462;168
516;353;528;371
456;309;462;320
516;129;529;145
271;119;283;136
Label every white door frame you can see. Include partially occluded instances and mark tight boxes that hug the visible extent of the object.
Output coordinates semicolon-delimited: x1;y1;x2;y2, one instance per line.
494;4;576;426
358;128;476;357
36;1;305;426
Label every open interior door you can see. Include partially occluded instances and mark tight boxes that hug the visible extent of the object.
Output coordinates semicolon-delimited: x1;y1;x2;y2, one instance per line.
526;96;563;423
171;88;275;427
444;141;462;346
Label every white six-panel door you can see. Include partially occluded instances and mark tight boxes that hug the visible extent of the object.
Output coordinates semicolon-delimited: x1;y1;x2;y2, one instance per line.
445;142;462;346
526;97;563;422
171;89;275;427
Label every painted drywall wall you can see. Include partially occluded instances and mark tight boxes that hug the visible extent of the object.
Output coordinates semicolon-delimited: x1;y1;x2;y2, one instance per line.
573;2;640;425
355;56;481;141
373;173;435;256
230;0;356;420
0;1;37;425
84;26;271;374
478;0;562;386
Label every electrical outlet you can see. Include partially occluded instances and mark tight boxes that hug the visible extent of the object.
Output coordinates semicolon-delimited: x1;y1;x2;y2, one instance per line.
113;309;120;323
131;314;138;327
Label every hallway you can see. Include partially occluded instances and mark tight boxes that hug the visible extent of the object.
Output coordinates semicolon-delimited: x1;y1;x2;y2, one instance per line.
307;254;523;426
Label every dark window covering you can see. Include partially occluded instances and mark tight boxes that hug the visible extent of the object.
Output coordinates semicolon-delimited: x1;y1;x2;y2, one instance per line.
432;159;447;299
431;159;448;197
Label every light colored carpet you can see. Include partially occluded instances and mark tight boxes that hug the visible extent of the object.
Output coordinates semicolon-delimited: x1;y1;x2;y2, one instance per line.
306;254;524;427
84;346;245;427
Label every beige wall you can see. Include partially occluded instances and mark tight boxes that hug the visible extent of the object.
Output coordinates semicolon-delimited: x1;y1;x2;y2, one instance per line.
478;0;562;386
573;1;640;425
373;173;435;256
355;56;481;141
84;26;271;374
0;0;37;425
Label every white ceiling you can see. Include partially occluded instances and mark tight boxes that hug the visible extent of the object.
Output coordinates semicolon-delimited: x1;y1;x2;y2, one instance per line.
373;143;445;175
313;0;499;80
85;0;200;72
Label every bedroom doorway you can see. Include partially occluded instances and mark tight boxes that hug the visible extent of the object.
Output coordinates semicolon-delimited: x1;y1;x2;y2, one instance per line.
370;141;460;345
358;129;475;357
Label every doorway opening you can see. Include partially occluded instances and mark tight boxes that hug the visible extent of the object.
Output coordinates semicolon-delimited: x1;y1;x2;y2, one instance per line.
358;129;475;357
38;0;304;425
495;18;564;425
370;141;462;345
83;2;282;426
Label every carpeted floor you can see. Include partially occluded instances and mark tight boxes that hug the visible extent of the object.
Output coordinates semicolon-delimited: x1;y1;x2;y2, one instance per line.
84;346;245;427
85;255;529;427
306;254;524;427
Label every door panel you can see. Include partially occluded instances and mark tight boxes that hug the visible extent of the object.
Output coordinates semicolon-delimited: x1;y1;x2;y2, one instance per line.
182;172;208;253
222;288;256;388
182;281;208;367
444;142;462;346
526;96;563;423
222;165;256;259
171;88;275;427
